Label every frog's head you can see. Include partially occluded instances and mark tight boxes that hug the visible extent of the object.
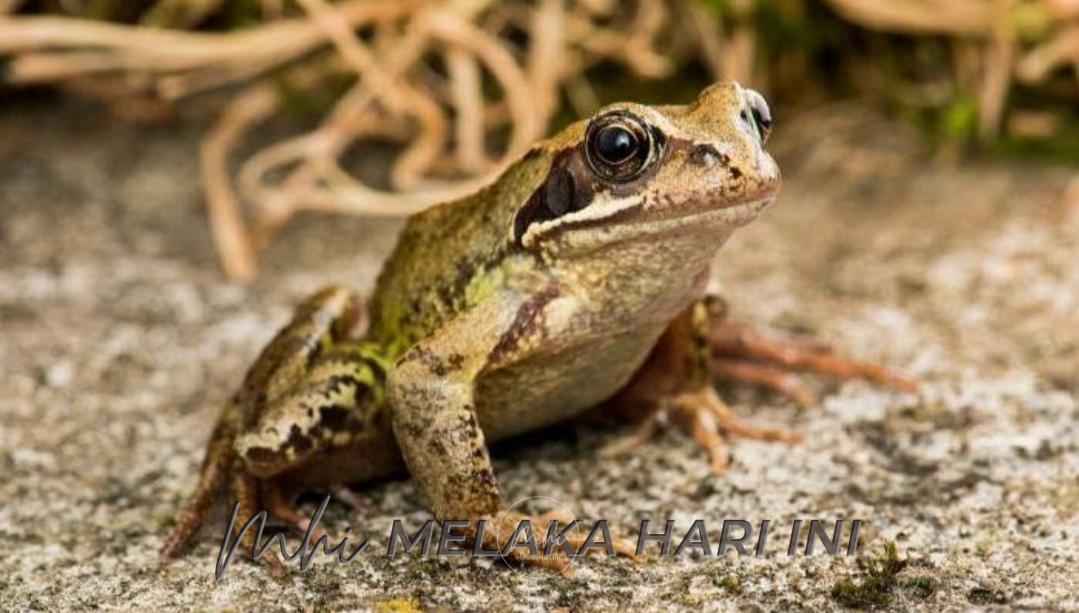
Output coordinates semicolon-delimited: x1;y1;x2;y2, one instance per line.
513;81;778;253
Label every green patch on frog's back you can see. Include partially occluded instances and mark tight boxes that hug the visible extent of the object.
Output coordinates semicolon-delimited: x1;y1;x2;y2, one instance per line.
366;160;552;358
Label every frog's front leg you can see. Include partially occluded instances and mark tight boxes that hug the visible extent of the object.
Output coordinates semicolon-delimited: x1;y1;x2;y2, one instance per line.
388;302;634;575
388;349;499;522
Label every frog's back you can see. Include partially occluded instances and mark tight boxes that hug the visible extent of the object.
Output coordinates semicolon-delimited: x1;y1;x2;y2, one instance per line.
366;157;549;358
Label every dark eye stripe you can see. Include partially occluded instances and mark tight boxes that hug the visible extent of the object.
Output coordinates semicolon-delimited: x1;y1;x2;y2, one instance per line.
513;115;672;247
513;149;595;244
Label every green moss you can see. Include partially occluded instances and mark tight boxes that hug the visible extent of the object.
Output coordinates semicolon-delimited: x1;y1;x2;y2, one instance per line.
902;575;938;600
967;586;1008;605
991;120;1079;163
154;512;176;529
407;557;441;580
712;573;743;594
830;542;907;608
941;96;979;141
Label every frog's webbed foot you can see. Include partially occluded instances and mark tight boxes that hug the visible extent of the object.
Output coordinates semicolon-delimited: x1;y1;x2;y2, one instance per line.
703;297;918;407
602;385;801;473
160;450;315;573
263;482;328;545
163;467;312;575
477;511;639;578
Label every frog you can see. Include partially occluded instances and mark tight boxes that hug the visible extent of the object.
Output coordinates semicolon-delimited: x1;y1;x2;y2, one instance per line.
161;82;915;574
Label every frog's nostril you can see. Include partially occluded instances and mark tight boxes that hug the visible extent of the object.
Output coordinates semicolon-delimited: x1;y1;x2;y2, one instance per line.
689;144;727;168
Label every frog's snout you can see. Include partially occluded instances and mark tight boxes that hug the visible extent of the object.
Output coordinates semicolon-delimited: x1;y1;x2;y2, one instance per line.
728;84;780;192
693;81;774;148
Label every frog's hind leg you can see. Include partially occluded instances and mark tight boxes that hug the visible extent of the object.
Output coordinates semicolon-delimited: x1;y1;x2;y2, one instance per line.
603;294;917;473
702;295;918;406
161;285;366;563
160;416;238;559
164;354;379;565
602;299;802;473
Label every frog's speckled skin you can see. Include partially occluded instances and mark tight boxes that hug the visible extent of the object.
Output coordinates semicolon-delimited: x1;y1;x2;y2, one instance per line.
162;82;797;568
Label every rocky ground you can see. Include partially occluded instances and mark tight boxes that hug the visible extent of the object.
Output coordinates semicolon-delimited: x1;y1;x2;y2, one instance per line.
1;95;1077;611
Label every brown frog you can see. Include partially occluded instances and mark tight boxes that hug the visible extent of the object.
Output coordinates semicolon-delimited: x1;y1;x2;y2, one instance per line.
162;82;915;573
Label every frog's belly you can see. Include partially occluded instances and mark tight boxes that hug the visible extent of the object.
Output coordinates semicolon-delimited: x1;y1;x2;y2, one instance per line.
474;325;664;441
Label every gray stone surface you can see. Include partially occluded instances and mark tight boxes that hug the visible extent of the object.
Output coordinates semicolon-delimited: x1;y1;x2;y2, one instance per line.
1;97;1077;611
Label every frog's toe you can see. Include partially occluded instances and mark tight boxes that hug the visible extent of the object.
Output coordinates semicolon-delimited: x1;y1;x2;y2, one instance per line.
598;412;660;458
332;486;367;513
675;387;802;473
161;506;208;562
477;511;575;577
161;463;300;575
605;386;802;474
710;358;817;407
161;423;235;562
263;483;328;544
706;320;919;401
481;511;639;578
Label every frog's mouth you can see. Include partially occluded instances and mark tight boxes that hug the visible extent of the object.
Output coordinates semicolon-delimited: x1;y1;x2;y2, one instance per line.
643;193;776;229
541;194;774;244
519;169;779;249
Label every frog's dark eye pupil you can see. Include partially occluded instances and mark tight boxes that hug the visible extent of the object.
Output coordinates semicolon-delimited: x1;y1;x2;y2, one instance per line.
595;126;637;165
584;111;662;183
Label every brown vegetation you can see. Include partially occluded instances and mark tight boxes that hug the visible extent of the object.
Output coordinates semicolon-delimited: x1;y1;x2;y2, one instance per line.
1;0;1076;279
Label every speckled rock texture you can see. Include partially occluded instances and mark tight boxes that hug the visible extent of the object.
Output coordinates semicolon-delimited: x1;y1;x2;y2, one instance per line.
1;98;1076;611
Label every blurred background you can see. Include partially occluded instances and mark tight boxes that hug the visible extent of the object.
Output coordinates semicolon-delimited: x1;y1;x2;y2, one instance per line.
2;0;1076;278
1;1;1077;609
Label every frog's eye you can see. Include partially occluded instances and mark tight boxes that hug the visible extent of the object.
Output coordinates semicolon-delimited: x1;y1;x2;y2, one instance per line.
584;111;663;183
741;89;772;143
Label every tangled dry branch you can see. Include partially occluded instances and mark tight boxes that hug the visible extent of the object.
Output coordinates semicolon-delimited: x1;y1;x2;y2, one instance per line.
0;0;1076;279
